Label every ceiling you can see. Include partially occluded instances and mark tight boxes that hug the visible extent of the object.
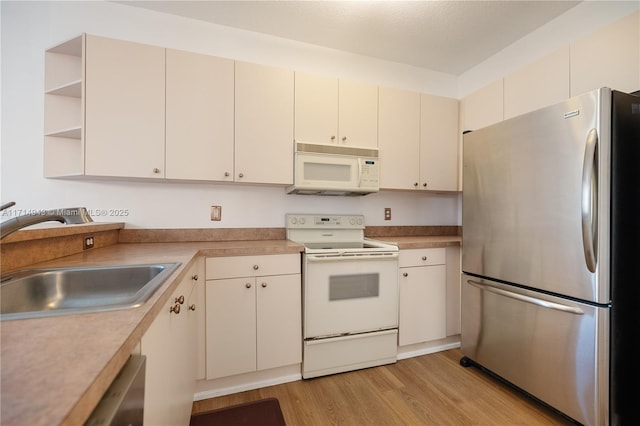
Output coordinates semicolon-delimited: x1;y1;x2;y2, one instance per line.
117;0;581;75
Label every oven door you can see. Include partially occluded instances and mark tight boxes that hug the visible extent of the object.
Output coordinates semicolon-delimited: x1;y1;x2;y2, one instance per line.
303;252;399;339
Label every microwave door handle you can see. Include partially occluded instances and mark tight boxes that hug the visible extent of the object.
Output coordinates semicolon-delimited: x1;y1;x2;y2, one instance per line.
357;159;363;187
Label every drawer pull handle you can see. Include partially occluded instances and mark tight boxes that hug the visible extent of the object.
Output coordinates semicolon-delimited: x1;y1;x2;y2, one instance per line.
422;256;427;261
174;295;185;305
170;303;181;314
253;265;259;270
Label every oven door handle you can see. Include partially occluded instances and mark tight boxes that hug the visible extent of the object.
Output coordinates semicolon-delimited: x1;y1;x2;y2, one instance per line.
306;253;399;262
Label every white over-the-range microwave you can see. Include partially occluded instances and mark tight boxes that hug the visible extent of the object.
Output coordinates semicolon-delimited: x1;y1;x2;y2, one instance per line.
286;141;380;196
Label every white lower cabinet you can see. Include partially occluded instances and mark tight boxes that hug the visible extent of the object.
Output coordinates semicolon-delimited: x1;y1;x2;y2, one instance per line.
141;261;201;426
205;254;302;380
398;248;447;346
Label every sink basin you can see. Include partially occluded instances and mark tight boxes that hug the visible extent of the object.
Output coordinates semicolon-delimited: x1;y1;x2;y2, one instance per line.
0;263;180;320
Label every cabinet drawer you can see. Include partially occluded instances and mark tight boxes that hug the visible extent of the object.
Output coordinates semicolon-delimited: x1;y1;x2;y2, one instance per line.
399;248;446;268
206;254;300;280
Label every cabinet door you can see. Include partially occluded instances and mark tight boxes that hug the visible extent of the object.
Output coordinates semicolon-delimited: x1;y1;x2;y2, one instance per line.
235;61;294;185
206;277;256;379
294;71;339;144
166;49;234;181
141;274;194;426
378;86;421;190
460;80;504;132
256;274;302;370
420;94;459;192
504;47;570;119
445;246;461;336
571;11;640;96
398;265;447;346
338;79;379;147
84;35;165;178
170;272;198;425
191;258;206;381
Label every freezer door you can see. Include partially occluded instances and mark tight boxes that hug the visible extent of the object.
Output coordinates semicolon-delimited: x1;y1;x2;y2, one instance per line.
461;274;608;426
462;88;611;303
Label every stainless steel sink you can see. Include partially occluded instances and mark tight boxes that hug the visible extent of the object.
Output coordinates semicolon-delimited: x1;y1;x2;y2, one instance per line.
0;263;180;320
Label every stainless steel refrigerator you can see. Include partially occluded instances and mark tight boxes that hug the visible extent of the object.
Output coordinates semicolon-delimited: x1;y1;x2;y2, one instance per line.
461;87;639;426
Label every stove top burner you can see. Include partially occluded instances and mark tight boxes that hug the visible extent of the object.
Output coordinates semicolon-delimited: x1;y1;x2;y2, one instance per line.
304;242;384;250
286;213;398;254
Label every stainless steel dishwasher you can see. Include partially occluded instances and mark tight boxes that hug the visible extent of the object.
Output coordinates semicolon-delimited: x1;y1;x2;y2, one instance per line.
85;355;146;426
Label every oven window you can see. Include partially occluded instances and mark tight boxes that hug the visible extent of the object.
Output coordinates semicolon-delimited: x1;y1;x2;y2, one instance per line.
329;273;379;301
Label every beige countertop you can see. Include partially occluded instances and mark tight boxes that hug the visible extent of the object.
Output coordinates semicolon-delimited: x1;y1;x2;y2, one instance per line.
381;235;461;249
0;235;458;426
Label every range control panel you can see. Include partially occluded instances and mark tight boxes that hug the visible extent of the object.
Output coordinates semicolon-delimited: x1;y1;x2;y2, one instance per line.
286;214;365;229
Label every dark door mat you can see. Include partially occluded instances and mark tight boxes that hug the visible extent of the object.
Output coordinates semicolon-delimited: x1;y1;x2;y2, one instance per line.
190;397;286;426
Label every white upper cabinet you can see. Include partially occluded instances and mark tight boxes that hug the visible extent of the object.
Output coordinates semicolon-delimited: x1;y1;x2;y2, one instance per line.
294;72;339;145
460;79;504;133
84;35;166;178
379;88;459;192
378;86;421;190
504;47;570;119
338;79;379;147
165;49;234;181
420;94;459;192
235;61;294;185
571;11;640;96
295;72;378;147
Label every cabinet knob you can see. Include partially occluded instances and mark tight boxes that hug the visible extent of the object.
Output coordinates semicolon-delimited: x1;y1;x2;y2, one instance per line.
403;272;408;277
245;283;252;289
422;256;427;261
261;282;267;288
341;136;347;143
175;295;185;304
170;303;181;314
189;304;196;311
414;182;419;187
192;274;199;281
331;135;336;142
224;172;230;177
423;182;428;188
238;173;244;178
153;168;161;174
253;265;259;270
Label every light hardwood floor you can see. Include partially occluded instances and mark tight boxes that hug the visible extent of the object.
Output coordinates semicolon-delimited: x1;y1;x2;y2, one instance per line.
192;349;577;425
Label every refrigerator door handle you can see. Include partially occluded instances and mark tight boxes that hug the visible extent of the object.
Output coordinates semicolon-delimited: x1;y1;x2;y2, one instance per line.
581;128;598;273
466;279;585;315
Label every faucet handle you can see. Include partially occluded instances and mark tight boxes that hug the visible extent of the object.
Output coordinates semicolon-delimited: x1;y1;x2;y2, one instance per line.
0;202;16;212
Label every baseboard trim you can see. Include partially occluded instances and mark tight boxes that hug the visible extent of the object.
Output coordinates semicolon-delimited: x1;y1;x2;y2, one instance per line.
397;335;461;360
194;338;461;400
194;371;301;401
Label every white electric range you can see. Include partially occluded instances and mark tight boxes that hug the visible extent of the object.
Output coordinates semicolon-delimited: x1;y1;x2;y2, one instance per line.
286;214;399;379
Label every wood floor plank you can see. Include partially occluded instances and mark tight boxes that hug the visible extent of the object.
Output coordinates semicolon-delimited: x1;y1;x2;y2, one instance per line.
192;349;577;425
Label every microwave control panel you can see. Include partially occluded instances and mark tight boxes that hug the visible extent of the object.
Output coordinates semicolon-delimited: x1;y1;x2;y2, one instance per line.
359;158;380;188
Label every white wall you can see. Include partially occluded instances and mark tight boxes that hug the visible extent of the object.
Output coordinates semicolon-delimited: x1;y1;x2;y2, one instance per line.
0;1;459;229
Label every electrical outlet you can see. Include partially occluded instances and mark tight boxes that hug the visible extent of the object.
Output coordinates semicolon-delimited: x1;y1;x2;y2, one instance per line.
384;208;391;221
211;206;222;221
83;235;94;250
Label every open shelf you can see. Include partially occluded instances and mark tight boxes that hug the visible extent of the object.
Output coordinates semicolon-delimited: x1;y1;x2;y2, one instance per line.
44;34;85;177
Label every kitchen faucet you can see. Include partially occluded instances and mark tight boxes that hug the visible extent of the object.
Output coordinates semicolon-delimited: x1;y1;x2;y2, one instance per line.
0;202;94;239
